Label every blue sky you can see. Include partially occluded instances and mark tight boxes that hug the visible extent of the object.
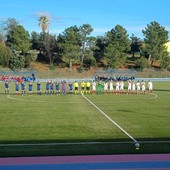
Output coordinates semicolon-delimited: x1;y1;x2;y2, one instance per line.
0;0;170;38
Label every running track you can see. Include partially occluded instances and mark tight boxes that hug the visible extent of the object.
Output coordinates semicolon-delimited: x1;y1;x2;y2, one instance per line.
0;154;170;170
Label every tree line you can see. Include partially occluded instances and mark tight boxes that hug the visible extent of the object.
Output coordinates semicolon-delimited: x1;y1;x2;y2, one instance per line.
0;17;170;71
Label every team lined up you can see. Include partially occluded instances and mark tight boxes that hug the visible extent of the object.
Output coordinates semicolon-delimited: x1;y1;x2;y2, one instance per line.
91;79;153;95
4;79;153;95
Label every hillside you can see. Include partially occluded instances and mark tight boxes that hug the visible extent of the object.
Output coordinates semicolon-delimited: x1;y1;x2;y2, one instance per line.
30;62;95;78
30;62;170;79
1;61;170;79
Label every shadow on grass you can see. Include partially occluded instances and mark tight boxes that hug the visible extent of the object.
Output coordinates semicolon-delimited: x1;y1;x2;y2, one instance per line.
154;89;170;92
0;138;170;157
117;110;138;113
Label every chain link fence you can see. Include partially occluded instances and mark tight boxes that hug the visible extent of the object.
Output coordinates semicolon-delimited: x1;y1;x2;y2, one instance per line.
16;68;170;79
1;67;170;79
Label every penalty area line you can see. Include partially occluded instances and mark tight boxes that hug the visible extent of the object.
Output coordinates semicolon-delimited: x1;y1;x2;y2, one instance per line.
82;94;138;144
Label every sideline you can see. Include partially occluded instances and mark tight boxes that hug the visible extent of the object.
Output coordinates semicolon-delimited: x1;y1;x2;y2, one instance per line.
0;140;170;147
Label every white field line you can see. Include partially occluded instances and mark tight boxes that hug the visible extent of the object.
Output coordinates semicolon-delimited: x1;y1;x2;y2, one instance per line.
7;95;85;103
6;95;83;103
7;93;158;103
0;140;170;147
2;93;160;148
82;94;138;144
6;95;131;104
0;142;132;147
149;93;158;100
7;95;45;103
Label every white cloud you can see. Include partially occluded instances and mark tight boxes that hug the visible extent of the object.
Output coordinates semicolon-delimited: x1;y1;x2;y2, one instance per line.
35;11;51;18
165;26;170;31
93;28;109;34
49;29;64;35
34;11;51;23
125;26;145;32
92;26;145;37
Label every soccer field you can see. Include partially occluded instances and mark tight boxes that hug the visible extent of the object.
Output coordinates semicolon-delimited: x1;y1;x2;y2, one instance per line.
0;81;170;157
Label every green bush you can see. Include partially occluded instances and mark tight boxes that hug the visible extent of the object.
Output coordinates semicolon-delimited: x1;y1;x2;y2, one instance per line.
0;43;12;66
9;51;25;70
49;65;56;70
167;65;170;71
136;57;148;69
83;56;96;67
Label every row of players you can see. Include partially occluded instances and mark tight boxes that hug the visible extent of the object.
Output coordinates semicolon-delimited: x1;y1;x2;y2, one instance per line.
92;79;153;94
4;79;153;95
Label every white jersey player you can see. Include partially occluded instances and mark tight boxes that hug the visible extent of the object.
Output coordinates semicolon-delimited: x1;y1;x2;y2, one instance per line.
119;80;124;93
136;80;141;94
104;81;108;94
127;79;132;94
132;81;136;94
148;80;153;94
109;80;114;94
115;80;120;94
141;80;146;94
92;80;97;94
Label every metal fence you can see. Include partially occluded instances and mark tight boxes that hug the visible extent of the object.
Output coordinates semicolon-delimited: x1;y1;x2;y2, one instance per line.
1;68;170;79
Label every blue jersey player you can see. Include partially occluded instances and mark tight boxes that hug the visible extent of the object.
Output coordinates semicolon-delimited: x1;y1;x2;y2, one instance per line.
50;81;54;94
37;81;41;95
28;82;33;95
15;82;19;95
68;82;73;95
45;81;50;94
55;81;60;95
21;81;26;95
5;80;9;94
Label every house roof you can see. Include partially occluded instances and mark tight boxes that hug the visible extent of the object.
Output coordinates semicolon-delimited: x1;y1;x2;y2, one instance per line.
165;41;170;52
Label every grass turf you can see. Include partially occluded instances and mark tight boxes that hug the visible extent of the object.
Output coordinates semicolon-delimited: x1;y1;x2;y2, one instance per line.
0;81;169;157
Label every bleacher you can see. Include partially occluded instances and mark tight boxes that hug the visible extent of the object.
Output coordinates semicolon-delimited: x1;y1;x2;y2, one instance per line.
0;71;36;82
94;69;136;82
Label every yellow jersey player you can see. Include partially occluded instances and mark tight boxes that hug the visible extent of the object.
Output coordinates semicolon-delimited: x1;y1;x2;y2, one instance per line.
80;81;86;94
86;81;91;94
74;81;79;94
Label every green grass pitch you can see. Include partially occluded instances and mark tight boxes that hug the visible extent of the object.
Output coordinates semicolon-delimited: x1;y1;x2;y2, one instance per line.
0;81;170;157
